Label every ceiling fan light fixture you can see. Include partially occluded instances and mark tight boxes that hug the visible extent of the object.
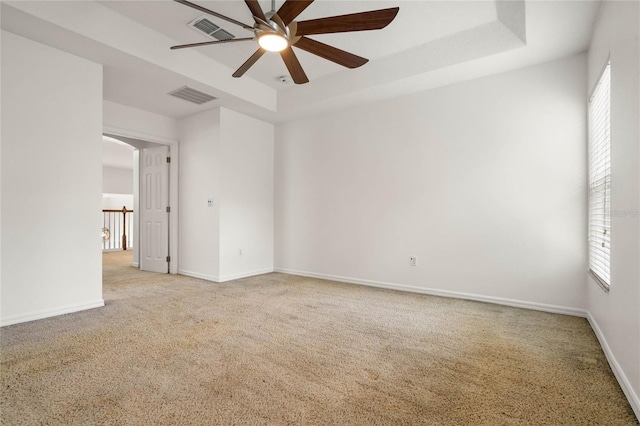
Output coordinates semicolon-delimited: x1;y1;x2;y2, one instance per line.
258;33;288;52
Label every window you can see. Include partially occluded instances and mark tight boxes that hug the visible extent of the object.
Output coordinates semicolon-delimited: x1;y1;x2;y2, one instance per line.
588;60;611;291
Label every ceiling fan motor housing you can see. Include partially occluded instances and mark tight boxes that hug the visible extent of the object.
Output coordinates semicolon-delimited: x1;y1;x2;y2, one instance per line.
254;11;299;49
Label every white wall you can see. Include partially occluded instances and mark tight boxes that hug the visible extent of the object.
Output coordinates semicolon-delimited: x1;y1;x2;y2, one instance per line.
178;109;221;280
178;107;274;282
275;53;587;313
1;31;104;325
586;0;640;416
102;166;133;195
219;108;274;281
103;100;178;144
0;26;3;316
102;194;134;211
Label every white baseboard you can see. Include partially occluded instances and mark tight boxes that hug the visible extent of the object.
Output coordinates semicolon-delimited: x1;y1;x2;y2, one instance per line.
274;268;586;317
178;268;275;283
0;299;105;327
218;268;274;283
587;312;640;420
132;262;139;268
178;269;219;282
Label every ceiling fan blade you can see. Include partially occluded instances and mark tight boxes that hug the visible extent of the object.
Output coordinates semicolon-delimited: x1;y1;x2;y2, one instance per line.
170;38;255;50
233;48;267;78
244;0;267;22
277;0;314;26
295;7;399;35
293;37;368;69
280;47;309;84
174;0;253;30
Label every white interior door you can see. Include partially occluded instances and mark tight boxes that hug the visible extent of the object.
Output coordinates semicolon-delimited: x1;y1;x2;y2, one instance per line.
140;145;169;273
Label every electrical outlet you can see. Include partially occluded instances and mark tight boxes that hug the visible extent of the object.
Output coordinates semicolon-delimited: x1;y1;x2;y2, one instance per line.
409;256;417;266
238;249;243;256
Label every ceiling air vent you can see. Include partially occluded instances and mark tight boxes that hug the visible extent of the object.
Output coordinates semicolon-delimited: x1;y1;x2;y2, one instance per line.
168;86;217;105
213;29;234;41
189;15;235;41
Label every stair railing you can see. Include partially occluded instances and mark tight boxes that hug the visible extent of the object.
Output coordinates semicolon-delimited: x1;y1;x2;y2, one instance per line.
102;206;134;251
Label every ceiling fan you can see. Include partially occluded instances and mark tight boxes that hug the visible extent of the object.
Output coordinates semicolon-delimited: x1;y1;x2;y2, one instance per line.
171;0;399;84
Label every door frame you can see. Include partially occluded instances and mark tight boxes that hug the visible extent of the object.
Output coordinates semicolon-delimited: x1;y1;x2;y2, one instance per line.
103;126;179;274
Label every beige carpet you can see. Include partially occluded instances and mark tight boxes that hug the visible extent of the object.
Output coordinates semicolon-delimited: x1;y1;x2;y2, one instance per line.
1;251;637;425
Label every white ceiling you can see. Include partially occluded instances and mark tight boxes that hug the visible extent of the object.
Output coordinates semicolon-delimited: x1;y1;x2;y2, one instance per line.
1;1;601;122
98;1;497;86
102;137;135;170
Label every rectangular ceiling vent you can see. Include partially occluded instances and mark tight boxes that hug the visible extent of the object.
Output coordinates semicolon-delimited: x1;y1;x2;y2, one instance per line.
189;15;235;41
168;86;217;105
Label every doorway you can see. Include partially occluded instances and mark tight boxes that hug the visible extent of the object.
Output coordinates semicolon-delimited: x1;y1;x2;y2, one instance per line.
101;133;178;274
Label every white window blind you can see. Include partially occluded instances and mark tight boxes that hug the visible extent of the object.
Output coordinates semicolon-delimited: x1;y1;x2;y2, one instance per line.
588;61;611;290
